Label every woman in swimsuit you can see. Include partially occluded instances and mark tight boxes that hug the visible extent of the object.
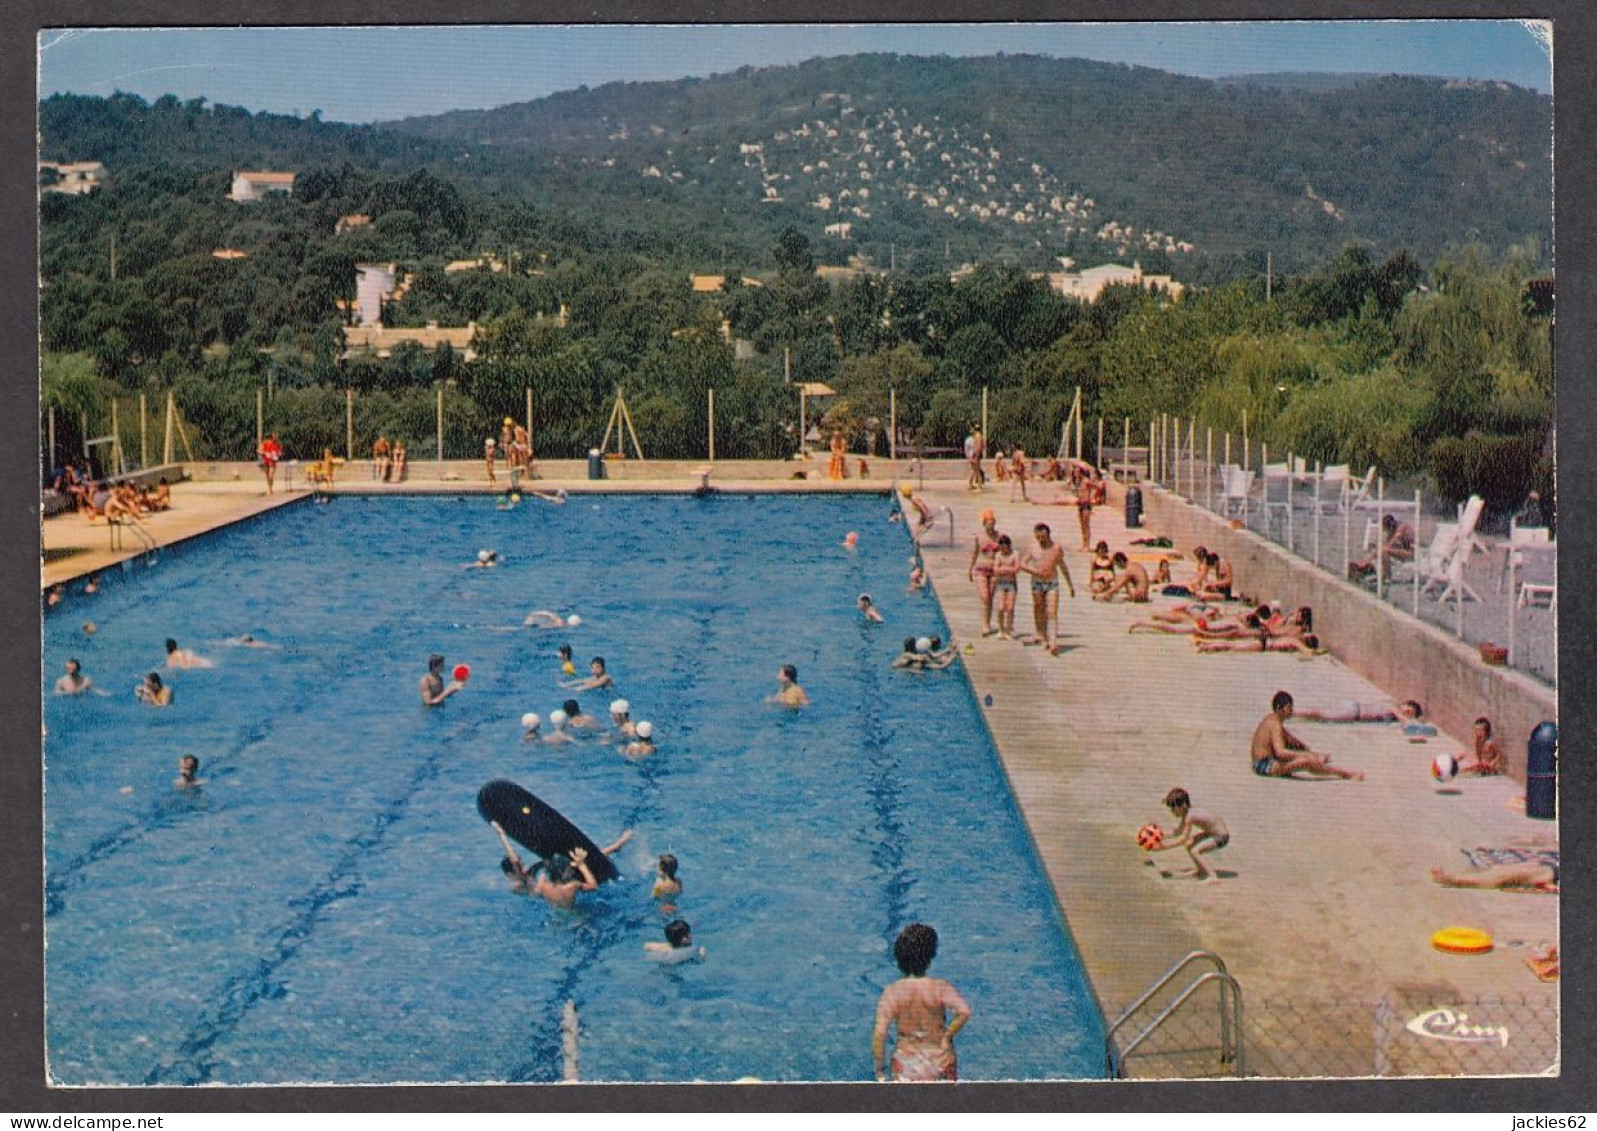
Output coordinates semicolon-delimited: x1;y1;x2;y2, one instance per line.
968;510;1003;636
991;534;1021;639
1088;541;1115;595
828;430;848;480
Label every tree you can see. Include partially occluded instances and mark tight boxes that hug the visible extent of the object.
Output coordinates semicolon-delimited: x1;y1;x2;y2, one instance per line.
773;225;814;275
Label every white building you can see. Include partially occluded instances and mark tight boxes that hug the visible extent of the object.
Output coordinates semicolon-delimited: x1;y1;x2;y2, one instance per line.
228;170;295;203
39;161;106;195
1044;262;1185;304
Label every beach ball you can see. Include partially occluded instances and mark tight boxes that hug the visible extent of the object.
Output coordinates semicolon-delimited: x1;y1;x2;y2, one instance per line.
1431;753;1458;782
1136;824;1164;851
453;664;471;682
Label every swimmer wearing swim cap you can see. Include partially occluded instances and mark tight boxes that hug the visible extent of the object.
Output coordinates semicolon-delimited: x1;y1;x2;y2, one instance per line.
521;712;542;740
625;721;656;759
609;699;637;738
543;709;576;744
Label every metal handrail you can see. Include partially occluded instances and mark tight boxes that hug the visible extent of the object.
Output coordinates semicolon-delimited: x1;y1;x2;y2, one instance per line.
1108;970;1244;1078
1105;950;1243;1078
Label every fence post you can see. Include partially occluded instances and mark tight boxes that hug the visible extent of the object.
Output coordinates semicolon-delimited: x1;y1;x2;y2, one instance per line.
1206;427;1213;509
81;412;89;459
1122;417;1130;478
889;387;897;461
256;388;264;456
981;385;988;443
345;388;355;462
436;383;444;463
1286;453;1295;551
1096;416;1104;471
163;395;174;466
110;399;122;476
1414;489;1423;617
1343;490;1351;584
1147;419;1155;481
47;405;56;471
1506;513;1516;664
708;388;716;462
1186;418;1195;501
139;395;148;469
1374;477;1386;596
1313;470;1322;567
525;386;534;465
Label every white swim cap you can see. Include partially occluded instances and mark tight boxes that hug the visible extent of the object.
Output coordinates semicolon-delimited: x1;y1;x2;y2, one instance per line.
478;549;491;562
610;699;630;715
521;713;540;729
567;614;582;627
550;709;568;726
915;636;933;652
636;721;654;739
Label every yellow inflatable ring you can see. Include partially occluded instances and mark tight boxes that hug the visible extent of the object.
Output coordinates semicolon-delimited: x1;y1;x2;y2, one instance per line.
1432;927;1494;955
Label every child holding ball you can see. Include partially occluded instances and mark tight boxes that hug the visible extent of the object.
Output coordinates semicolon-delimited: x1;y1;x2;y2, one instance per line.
1148;788;1229;883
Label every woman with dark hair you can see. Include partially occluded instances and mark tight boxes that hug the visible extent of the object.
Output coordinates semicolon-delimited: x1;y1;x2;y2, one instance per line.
872;924;971;1082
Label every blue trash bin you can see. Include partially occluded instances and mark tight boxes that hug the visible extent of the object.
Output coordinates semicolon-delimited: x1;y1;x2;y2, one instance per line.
1125;486;1143;529
1525;721;1557;820
587;449;606;481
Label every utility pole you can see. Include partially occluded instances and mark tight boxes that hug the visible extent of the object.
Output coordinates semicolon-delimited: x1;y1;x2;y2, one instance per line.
1266;250;1273;304
109;231;117;281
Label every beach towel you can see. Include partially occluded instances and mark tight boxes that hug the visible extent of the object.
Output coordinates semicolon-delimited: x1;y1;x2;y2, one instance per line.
1462;846;1559;871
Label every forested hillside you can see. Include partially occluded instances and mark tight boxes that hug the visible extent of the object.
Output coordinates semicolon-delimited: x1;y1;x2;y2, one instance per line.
38;59;1553;515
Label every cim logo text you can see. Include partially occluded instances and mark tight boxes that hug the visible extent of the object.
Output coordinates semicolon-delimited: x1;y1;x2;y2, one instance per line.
1404;1006;1510;1048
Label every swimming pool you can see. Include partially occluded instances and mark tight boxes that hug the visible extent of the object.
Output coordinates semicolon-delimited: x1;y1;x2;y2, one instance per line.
43;493;1106;1084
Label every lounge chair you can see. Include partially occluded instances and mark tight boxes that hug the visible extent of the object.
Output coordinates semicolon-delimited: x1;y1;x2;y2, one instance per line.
1218;467;1255;518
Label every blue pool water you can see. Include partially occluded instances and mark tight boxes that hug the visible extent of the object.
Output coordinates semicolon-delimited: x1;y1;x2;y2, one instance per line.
44;494;1106;1084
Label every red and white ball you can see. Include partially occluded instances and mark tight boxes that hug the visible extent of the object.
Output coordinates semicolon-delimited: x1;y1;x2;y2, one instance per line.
1431;753;1459;782
1136;824;1164;851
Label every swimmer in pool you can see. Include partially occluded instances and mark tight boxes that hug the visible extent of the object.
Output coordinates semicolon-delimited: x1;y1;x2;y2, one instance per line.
543;709;577;744
645;919;706;963
84;572;101;595
135;672;172;706
561;656;615;692
893;637;930;671
531;488;569;505
652;853;682;900
609;699;638;738
165;638;213;669
557;643;577;676
493;823;634;907
858;593;884;623
919;637;959;670
525;610;581;629
55;658;92;695
769;664;811;707
872;923;971;1083
563;698;604;731
46;584;64;608
521;714;543;741
465;549;501;569
623;721;657;759
224;634;281;650
175;755;204;788
420;654;464;707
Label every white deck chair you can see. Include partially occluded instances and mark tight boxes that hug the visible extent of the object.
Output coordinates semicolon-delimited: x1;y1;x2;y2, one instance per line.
1392;522;1458;592
1218;467;1255;517
1260;462;1291;522
1315;464;1351;514
1432;495;1485;605
1506;519;1555;608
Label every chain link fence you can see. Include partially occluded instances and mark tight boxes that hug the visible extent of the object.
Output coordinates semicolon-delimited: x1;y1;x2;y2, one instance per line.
1115;417;1556;688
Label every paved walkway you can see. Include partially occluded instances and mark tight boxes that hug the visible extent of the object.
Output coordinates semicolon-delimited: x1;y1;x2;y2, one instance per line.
910;477;1557;1077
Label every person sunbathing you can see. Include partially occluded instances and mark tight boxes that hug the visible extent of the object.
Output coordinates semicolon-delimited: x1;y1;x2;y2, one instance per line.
1129;604;1251;636
1196;552;1233;601
1250;691;1363;780
1295;699;1424;724
1349;514;1416;579
1198;632;1325;657
1088;542;1114;595
1429;859;1556;892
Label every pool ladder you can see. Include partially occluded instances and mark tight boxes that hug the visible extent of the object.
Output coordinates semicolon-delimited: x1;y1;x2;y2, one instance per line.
1104;950;1244;1079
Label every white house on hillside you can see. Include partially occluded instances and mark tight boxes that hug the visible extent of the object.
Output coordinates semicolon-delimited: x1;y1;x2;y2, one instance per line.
39;161;106;195
1044;261;1185;304
229;171;295;203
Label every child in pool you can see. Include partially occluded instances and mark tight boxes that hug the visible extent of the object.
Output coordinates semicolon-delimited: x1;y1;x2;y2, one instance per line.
652;854;682;900
645;919;706;964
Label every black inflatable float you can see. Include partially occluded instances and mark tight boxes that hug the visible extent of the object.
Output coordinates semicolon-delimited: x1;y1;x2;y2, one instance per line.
476;779;620;884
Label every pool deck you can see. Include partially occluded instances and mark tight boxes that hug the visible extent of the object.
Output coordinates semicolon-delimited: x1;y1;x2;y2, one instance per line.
39;459;1558;1079
909;476;1558;1078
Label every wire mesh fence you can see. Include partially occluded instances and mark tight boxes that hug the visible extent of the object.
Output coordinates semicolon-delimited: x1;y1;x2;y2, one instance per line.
1117;416;1556;688
1109;989;1558;1080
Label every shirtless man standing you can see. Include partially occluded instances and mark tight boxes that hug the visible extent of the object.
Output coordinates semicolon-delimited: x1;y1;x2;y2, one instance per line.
1250;691;1363;781
872;923;972;1082
1020;524;1076;654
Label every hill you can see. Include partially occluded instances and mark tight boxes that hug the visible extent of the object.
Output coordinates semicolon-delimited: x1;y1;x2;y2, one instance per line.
380;53;1551;273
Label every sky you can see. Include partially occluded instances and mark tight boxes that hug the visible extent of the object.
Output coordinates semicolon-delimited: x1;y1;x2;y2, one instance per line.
38;22;1551;124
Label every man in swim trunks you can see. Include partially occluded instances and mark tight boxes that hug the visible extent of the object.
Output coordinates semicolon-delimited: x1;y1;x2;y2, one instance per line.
420;654;464;707
965;427;985;492
1250;691;1363;780
55;658;92;695
872;923;971;1082
165;638;213;669
1020;524;1076;654
1095;553;1150;603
